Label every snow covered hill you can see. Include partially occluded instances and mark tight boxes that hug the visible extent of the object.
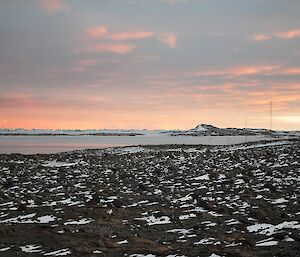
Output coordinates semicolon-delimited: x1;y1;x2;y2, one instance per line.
171;124;298;137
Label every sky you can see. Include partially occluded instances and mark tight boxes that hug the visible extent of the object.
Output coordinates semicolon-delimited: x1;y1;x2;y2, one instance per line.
0;0;300;130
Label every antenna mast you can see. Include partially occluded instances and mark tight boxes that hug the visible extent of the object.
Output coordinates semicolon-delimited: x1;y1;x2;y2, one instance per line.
270;100;272;131
245;115;248;143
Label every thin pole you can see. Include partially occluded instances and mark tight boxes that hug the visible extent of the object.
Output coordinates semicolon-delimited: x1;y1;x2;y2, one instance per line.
270;101;272;131
245;115;248;143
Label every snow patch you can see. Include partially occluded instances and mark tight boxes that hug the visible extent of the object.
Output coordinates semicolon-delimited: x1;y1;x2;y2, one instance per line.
135;215;171;226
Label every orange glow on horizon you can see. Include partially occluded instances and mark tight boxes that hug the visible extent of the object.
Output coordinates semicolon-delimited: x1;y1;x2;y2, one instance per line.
1;80;299;131
1;103;299;131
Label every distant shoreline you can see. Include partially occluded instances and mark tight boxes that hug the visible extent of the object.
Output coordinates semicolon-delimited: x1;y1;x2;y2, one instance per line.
0;133;141;137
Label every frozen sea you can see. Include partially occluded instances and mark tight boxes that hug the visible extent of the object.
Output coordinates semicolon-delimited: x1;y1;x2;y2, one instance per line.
0;134;270;154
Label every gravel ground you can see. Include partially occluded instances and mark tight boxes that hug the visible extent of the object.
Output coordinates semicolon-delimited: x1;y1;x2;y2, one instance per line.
0;139;299;257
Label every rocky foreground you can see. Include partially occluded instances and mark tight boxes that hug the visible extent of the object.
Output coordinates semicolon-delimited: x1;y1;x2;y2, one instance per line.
0;140;299;257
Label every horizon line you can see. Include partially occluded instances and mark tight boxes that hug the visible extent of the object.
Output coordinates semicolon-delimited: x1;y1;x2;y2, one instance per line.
0;124;298;132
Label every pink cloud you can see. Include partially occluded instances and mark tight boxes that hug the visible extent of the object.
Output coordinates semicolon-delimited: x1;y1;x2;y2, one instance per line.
196;65;278;77
85;26;154;41
108;31;154;40
161;33;177;48
85;25;178;50
85;26;108;39
252;28;300;42
275;29;300;39
83;44;137;55
280;68;300;75
40;0;69;13
253;34;271;41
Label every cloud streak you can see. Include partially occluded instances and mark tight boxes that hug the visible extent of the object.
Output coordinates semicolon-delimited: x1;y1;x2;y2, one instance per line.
84;25;178;54
252;34;271;42
109;31;155;41
40;0;69;13
82;44;137;55
85;26;154;41
275;29;300;39
195;65;278;77
253;28;300;41
85;26;108;39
